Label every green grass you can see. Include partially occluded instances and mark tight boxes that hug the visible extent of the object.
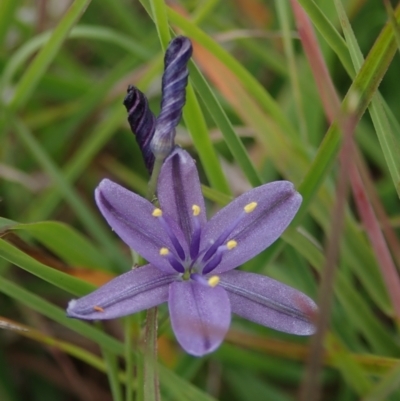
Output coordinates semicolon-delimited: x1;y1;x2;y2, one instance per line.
1;1;400;401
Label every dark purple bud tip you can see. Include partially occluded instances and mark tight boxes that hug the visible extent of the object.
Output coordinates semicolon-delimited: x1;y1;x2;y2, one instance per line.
164;36;193;69
123;85;156;173
150;36;193;158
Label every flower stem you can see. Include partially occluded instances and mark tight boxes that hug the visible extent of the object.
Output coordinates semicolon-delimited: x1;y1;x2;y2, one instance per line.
124;316;135;401
103;348;124;401
140;155;164;401
143;308;160;401
147;156;164;201
96;321;123;401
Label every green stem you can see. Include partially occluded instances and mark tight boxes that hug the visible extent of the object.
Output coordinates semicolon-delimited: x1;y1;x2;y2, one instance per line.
96;322;123;401
125;317;135;401
140;135;165;401
139;2;175;398
141;155;163;401
143;308;161;401
103;348;124;401
147;157;164;201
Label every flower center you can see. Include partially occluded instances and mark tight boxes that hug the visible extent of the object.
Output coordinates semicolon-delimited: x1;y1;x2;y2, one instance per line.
152;201;258;280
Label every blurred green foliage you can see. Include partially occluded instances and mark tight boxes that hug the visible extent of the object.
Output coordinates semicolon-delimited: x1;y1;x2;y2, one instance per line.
1;1;400;400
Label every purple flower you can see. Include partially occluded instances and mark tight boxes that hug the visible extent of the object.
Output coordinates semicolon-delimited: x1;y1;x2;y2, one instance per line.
67;148;317;356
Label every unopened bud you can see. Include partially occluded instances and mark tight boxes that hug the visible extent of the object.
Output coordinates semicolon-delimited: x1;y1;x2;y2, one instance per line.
150;36;193;158
123;85;156;172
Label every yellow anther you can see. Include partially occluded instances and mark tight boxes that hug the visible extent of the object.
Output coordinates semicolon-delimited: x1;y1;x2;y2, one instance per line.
152;208;162;217
226;240;237;250
93;305;104;312
244;202;257;213
159;247;169;256
192;204;201;216
208;276;220;287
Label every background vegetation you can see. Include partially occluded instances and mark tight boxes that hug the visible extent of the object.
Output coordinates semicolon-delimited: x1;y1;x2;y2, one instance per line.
1;0;400;400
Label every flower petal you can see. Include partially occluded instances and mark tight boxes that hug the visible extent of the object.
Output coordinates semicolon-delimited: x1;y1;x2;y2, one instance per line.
220;270;316;335
201;181;302;273
96;179;185;273
67;265;174;320
168;280;231;356
158;148;207;245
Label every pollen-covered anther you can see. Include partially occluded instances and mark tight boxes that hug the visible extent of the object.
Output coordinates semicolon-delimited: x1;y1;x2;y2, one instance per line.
226;240;237;250
244;202;257;213
152;208;163;217
160;247;169;256
207;276;220;287
93;305;104;312
192;204;201;216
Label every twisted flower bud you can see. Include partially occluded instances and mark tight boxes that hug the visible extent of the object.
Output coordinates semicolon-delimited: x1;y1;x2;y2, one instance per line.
123;85;156;173
150;36;193;158
123;36;192;172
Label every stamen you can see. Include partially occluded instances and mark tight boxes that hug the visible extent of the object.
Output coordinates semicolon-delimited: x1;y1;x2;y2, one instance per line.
160;247;169;256
93;305;104;312
202;252;223;275
159;247;185;273
190;204;202;260
203;241;237;274
202;204;252;263
226;240;237;250
152;208;163;217
169;259;185;273
207;276;220;287
244;202;257;213
192;204;201;216
153;209;185;260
